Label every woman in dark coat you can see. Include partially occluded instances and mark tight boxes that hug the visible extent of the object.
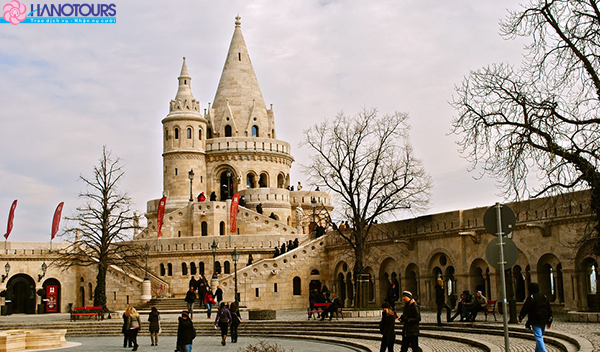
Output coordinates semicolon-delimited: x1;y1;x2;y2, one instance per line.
214;302;232;346
379;302;398;352
176;310;195;352
229;301;242;343
148;306;160;346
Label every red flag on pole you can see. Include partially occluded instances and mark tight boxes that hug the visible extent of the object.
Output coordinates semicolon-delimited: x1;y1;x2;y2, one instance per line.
156;196;167;238
230;192;240;233
51;202;64;240
4;199;17;240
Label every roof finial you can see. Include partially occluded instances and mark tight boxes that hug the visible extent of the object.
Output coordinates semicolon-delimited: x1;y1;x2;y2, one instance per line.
235;15;241;27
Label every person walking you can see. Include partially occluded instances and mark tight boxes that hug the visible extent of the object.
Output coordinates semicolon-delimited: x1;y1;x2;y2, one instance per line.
519;282;553;352
215;285;224;308
399;291;420;352
214;302;232;346
379;301;398;352
256;203;263;214
148;306;160;346
124;306;141;351
230;301;242;343
205;287;216;318
435;279;451;325
184;287;196;319
176;310;195;352
122;310;132;348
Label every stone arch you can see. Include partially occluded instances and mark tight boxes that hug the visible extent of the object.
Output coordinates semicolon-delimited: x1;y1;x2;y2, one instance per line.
537;253;562;302
277;173;286;188
246;171;258;189
426;249;456;304
405;263;420;301
259;172;269;188
6;274;36;314
469;258;489;296
378;257;398;304
225;125;232;137
42;278;61;313
215;165;238;200
251;125;259;137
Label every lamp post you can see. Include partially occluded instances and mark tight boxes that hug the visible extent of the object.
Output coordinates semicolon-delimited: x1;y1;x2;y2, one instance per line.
231;247;239;302
211;240;218;279
144;243;150;280
311;197;317;235
37;262;47;282
188;169;195;202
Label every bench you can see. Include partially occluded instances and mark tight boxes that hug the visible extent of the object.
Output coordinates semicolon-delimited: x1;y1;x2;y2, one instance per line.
307;302;343;320
70;306;103;321
478;300;497;321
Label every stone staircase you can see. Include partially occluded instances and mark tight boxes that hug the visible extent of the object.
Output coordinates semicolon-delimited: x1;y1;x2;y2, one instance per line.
135;297;188;312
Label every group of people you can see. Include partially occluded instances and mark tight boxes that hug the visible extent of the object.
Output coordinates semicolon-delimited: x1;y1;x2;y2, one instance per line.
196;191;218;202
379;290;421;352
184;275;222;319
176;301;242;350
308;285;342;321
272;238;299;257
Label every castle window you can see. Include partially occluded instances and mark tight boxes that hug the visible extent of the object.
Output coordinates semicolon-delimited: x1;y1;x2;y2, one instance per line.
182;263;188;276
165;129;169;140
259;173;268;188
187;128;192;139
238;52;241;61
175;128;179;139
224;261;231;274
199;262;205;275
201;221;208;236
215;261;221;275
184;79;187;85
207;128;213;138
219;221;225;236
199;128;203;140
175;168;178;176
293;277;301;295
225;125;232;137
160;264;166;276
190;262;197;275
252;125;259;137
167;263;173;276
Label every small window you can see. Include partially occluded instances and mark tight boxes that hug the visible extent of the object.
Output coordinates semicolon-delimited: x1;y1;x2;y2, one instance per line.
199;262;205;275
190;262;197;275
187;128;192;139
165;129;169;140
252;125;259;137
182;263;188;276
293;277;301;295
274;283;278;292
220;221;225;236
201;221;208;236
224;261;231;274
215;261;221;275
238;52;241;61
175;128;179;139
167;263;173;276
255;288;259;297
199;128;203;140
225;125;232;137
207;128;213;138
160;264;166;276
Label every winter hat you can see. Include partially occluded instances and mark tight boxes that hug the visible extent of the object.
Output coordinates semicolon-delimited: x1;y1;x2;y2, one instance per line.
181;310;189;316
402;291;413;299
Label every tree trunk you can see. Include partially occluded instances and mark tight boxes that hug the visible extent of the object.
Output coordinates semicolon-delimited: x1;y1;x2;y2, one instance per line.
94;262;108;309
353;243;366;308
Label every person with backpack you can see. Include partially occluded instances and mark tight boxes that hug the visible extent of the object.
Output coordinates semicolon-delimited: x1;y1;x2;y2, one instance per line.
230;301;242;343
214;302;232;346
519;282;553;352
176;310;195;352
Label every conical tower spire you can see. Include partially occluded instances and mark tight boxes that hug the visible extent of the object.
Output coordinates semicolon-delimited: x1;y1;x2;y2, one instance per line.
172;57;195;105
209;16;273;138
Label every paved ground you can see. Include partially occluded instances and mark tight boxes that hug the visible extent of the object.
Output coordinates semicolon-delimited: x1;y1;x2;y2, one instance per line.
3;309;600;351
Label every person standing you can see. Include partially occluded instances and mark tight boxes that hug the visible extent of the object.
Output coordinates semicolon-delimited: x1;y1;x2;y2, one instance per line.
197;276;207;308
148;306;160;346
189;276;197;291
176;310;195;352
215;285;224;308
214;302;232;346
399;291;420;352
385;283;398;311
122;310;132;348
435;279;451;325
379;301;398;352
230;301;242;343
210;191;217;201
205;287;216;318
519;282;553;352
184;287;196;319
256;203;263;214
125;306;141;351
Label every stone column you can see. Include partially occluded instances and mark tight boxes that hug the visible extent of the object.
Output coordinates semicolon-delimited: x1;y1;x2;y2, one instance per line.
141;279;152;302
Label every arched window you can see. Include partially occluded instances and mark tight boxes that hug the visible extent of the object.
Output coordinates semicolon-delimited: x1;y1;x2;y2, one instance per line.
199;128;203;140
187;128;192;139
215;261;221;275
207;128;213;138
190;262;197;275
160;264;166;276
259;173;268;188
246;173;256;189
182;263;188;276
251;125;259;137
201;221;208;236
293;277;301;295
174;128;179;139
219;221;225;236
225;125;232;137
165;129;169;141
199;262;205;275
167;263;173;276
224;261;231;274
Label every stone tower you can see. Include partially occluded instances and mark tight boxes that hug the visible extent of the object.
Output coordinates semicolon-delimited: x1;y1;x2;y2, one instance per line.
162;57;208;208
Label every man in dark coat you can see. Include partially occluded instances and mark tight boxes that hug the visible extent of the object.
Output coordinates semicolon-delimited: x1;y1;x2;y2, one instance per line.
197;276;207;308
256;203;263;214
210;191;217;201
321;293;342;320
399;291;420;352
184;288;196;319
519;282;553;352
435;278;451;325
176;310;195;352
379;301;398;352
189;276;197;291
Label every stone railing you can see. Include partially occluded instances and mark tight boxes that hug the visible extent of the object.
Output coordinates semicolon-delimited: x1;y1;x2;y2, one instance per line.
206;137;292;156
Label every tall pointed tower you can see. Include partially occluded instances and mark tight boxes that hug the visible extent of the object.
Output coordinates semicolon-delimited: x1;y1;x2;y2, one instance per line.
162;57;208;207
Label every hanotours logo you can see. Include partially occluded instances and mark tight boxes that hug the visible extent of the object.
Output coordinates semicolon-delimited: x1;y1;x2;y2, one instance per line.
2;1;116;24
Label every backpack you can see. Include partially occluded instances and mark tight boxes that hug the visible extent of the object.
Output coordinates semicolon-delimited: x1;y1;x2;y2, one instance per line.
218;309;230;324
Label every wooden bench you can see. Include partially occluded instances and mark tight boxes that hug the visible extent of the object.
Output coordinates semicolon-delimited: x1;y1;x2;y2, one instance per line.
70;306;103;321
478;300;497;321
307;302;343;320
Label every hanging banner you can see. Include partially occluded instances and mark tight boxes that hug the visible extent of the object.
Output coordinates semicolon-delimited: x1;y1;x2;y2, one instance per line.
156;196;167;238
230;192;240;233
45;285;58;313
4;199;17;240
51;202;64;240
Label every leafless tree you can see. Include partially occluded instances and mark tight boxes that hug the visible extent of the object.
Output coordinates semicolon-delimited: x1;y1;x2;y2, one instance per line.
55;147;141;308
302;108;431;307
452;0;600;255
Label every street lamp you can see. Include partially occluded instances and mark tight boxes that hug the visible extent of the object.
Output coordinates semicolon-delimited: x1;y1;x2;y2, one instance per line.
311;197;317;235
144;243;150;280
37;262;47;282
188;169;195;202
211;239;218;279
231;248;240;302
1;263;10;283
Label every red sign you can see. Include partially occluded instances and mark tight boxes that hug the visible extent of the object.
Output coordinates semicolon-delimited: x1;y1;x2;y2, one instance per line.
51;202;64;240
156;196;167;238
230;193;240;233
46;285;58;313
4;200;17;240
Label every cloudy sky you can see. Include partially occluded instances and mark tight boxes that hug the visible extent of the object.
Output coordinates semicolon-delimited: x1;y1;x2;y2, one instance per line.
0;0;530;242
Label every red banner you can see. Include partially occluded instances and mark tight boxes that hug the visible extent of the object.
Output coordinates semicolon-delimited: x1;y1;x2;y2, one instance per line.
156;196;167;238
51;202;64;240
46;285;58;313
230;193;240;233
4;199;17;240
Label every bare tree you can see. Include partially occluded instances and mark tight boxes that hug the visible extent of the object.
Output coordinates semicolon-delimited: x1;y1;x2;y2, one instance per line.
451;0;600;255
55;147;141;308
302;108;431;307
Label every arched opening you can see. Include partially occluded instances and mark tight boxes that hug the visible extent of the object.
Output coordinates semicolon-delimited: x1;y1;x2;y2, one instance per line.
251;125;259;137
224;261;231;274
198;128;203;140
190;262;197;276
514;265;526;302
201;221;208;236
174;127;179;139
42;278;61;313
293;277;302;295
225;125;232;137
583;258;599;310
259;173;268;188
182;263;188;276
167;263;173;276
7;274;36;314
246;173;257;189
215;261;221;275
219;221;225;236
160;264;166;276
277;174;285;188
207;127;213;139
405;264;419;301
346;273;353;307
338;273;346;303
79;287;85;307
199;262;205;275
187;128;192;139
220;169;235;200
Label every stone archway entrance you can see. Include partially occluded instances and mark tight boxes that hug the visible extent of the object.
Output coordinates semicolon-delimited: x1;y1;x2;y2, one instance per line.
219;169;236;200
7;274;36;314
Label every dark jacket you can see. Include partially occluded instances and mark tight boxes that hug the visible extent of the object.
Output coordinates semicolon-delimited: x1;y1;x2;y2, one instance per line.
148;310;160;332
519;291;552;326
379;308;397;338
176;316;195;346
215;288;223;301
385;285;397;305
400;300;421;337
185;290;196;304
